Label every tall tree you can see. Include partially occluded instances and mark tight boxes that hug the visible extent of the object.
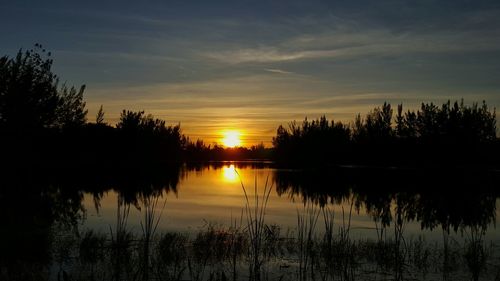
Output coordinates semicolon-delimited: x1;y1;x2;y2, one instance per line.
0;44;87;132
57;84;87;128
95;105;105;125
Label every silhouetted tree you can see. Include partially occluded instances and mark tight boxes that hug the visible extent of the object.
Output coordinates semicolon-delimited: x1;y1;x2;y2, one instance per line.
0;45;59;131
395;100;496;144
57;84;87;128
95;105;106;125
353;102;393;143
395;104;418;139
116;110;183;164
273;116;351;164
273;100;497;167
274;166;498;232
0;44;87;132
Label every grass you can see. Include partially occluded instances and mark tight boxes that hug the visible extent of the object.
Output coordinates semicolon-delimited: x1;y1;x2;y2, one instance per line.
463;225;490;281
139;192;166;281
296;202;320;281
32;176;500;281
109;195;134;281
238;172;273;281
43;218;500;281
154;232;188;280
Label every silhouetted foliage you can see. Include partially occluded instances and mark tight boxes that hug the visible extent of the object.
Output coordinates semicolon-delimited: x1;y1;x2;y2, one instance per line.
397;100;496;143
273;101;498;167
95;105;106;125
352;102;393;143
0;45;92;173
0;162;183;279
0;47;188;170
115;110;183;164
2;46;499;168
182;137;273;161
274;166;499;232
2;163;499;280
56;84;87;128
0;44;87;132
4;44;500;280
273;116;351;164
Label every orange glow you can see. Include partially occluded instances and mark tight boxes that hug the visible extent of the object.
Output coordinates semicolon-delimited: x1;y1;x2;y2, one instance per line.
221;130;242;147
222;164;238;182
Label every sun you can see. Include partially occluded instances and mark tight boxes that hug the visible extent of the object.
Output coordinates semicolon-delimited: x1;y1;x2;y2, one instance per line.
222;164;238;182
221;130;242;148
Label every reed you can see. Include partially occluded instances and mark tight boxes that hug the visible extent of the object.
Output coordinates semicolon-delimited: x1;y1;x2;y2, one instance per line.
296;202;320;281
319;206;335;281
139;192;167;281
109;195;133;281
392;204;407;281
154;232;188;281
406;236;430;280
227;220;248;281
464;225;489;281
338;199;355;281
78;229;106;280
45;216;500;281
237;171;273;281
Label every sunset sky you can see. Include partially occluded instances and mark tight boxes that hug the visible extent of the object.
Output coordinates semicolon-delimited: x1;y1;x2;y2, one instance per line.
1;1;500;146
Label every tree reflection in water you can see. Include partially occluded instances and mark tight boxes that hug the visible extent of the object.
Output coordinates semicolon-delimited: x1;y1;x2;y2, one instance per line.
1;164;499;280
0;164;182;280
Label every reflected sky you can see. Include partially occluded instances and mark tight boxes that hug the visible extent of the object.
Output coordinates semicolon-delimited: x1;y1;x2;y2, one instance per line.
2;1;500;145
82;165;500;242
222;164;238;182
83;165;374;236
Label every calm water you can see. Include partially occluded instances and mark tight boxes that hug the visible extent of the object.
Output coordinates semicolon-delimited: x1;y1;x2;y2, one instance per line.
3;163;500;280
81;163;500;242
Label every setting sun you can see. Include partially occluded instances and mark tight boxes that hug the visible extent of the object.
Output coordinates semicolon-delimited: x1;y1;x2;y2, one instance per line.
221;130;242;147
222;164;238;182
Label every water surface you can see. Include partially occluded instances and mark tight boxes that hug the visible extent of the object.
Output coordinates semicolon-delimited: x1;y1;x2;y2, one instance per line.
81;163;500;243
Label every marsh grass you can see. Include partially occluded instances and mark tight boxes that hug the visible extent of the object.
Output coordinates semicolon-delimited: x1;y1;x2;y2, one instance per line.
440;227;463;280
154;232;188;281
463;226;489;281
237;172;273;281
227;222;248;281
406;236;431;279
43;178;500;281
52;224;78;280
109;196;134;281
51;219;500;281
139;193;167;281
319;206;335;281
392;205;408;281
78;230;106;280
183;222;250;281
330;199;357;281
190;223;230;280
296;202;320;281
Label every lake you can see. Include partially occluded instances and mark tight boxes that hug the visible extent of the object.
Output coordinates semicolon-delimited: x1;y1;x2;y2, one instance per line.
82;163;500;244
2;162;500;280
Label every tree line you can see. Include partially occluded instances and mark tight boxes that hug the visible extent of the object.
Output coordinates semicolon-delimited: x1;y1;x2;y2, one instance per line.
1;46;498;169
0;46;271;171
273;101;498;166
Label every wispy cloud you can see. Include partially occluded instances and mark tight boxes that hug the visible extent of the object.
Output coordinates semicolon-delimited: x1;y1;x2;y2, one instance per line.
264;68;294;75
206;47;307;63
204;27;500;64
4;0;500;144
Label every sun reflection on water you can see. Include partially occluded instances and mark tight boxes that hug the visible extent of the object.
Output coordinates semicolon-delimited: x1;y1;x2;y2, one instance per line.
222;164;238;182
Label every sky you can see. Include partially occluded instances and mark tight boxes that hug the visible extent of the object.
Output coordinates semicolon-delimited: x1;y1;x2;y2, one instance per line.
1;0;500;146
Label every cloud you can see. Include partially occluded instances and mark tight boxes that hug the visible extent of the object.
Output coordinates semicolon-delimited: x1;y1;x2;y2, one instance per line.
203;26;500;64
206;47;306;63
264;68;294;75
5;0;500;145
